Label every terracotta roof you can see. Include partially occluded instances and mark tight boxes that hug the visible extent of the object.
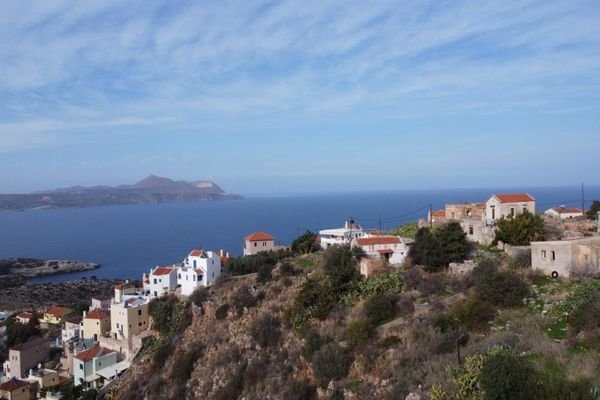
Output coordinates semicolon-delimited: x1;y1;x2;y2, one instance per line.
552;207;582;214
86;309;109;320
245;232;274;241
74;345;115;362
189;249;206;257
0;377;29;391
493;193;535;203
356;236;401;246
17;312;33;319
45;306;71;318
431;210;446;218
152;266;175;276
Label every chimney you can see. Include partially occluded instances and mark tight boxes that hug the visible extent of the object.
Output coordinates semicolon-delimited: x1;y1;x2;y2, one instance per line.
83;311;87;318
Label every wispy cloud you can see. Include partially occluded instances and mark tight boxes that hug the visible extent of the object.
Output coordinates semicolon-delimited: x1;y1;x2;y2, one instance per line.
0;0;599;151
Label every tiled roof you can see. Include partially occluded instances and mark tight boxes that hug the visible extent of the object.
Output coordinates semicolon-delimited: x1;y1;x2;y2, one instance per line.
356;236;401;246
17;312;33;319
552;207;582;214
86;309;109;320
189;249;206;257
431;210;446;218
74;345;115;362
152;267;175;276
244;232;274;241
45;306;71;318
0;377;29;391
493;193;535;203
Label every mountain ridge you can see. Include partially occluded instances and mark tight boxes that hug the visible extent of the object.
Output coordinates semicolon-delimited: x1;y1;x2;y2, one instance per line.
0;175;241;210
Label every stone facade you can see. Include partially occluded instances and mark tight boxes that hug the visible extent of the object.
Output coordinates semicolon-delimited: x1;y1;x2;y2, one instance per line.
531;237;600;277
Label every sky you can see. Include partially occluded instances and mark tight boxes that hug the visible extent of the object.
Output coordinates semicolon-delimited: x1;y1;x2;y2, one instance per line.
0;0;599;195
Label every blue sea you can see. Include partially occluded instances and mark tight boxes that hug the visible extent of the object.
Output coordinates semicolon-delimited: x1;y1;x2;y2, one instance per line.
0;186;598;283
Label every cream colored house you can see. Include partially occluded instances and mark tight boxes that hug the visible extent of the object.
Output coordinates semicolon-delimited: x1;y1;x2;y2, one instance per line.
0;378;31;400
110;295;150;340
243;232;276;256
82;309;110;342
531;237;600;277
544;207;584;219
27;368;60;391
486;193;536;222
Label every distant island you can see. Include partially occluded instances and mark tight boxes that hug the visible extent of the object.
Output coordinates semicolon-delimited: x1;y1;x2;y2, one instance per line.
0;175;242;210
0;258;100;290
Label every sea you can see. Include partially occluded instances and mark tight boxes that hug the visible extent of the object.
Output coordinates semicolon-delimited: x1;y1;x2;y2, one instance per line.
0;186;598;283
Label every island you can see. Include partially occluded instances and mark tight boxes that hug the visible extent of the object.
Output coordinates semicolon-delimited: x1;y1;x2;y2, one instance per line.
0;175;242;210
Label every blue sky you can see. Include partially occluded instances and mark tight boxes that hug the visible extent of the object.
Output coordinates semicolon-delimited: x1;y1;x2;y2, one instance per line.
1;0;599;194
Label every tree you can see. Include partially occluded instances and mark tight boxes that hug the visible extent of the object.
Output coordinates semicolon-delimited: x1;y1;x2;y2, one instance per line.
250;313;281;347
409;222;471;271
292;231;319;255
389;222;419;239
322;245;361;297
311;342;352;387
493;212;545;246
479;352;536;400
587;200;600;220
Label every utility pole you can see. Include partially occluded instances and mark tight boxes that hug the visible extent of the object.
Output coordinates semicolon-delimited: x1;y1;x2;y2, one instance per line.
429;203;433;229
378;214;383;232
582;183;585;215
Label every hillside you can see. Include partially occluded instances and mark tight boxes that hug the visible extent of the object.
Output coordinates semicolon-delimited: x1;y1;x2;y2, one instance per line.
0;175;241;210
110;247;600;400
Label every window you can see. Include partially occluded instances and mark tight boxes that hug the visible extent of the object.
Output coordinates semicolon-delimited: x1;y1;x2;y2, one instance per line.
469;226;474;235
79;364;83;370
551;251;556;261
467;210;472;217
254;242;257;247
523;207;527;214
178;274;181;279
193;260;197;268
263;242;267;246
510;208;515;216
153;279;157;284
138;309;142;316
542;250;547;259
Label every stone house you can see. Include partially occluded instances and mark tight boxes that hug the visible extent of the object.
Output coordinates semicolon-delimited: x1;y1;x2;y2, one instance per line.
531;237;600;277
544;207;584;219
2;336;49;379
486;193;536;223
0;378;31;400
351;235;412;277
243;232;276;256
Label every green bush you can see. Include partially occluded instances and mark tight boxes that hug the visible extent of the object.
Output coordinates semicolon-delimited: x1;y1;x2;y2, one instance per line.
312;342;352;387
225;249;291;275
190;287;209;307
250;313;281;348
284;379;317;400
149;294;192;336
291;231;319;255
409;222;472;272
493;212;545;246
231;285;259;315
364;294;395;325
564;278;600;334
256;264;273;283
448;295;496;331
475;268;530;308
301;328;330;360
292;277;335;328
479;352;536;400
279;261;296;276
215;304;230;320
345;318;373;348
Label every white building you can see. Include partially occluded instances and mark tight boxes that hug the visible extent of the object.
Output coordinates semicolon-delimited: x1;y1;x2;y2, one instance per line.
73;345;117;389
61;317;82;344
544;207;584;220
148;266;177;298
89;296;112;312
178;249;222;295
486;193;536;223
352;235;412;277
319;220;366;249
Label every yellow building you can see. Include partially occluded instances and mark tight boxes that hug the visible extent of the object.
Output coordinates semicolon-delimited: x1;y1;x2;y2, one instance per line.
0;378;31;400
110;295;149;340
82;309;111;342
40;306;71;325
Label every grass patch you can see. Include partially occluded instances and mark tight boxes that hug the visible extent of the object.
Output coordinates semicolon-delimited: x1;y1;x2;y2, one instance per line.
546;318;567;341
346;379;362;393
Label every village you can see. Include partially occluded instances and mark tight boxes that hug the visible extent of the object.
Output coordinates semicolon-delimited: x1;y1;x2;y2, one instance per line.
0;193;599;400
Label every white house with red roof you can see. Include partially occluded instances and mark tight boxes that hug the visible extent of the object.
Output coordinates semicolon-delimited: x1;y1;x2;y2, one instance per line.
148;266;177;298
73;344;117;389
15;312;34;325
319;220;366;249
544;206;584;219
178;249;222;295
485;193;536;223
351;234;412;277
243;232;277;256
